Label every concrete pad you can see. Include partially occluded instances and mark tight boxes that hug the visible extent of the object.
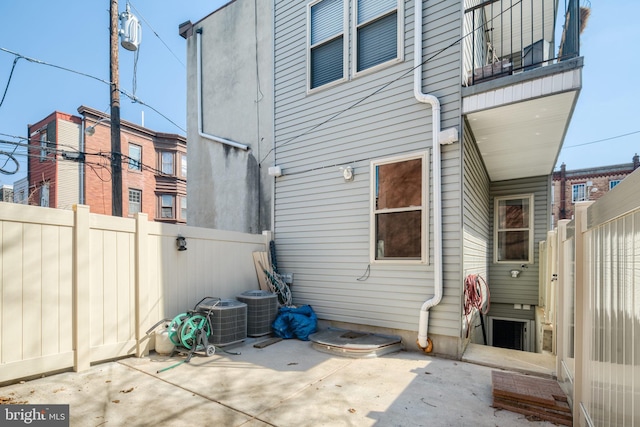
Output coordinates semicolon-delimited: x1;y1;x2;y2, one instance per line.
0;338;559;426
462;343;557;378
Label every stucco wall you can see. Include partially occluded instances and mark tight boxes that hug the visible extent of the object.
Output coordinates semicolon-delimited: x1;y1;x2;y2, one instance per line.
185;0;274;234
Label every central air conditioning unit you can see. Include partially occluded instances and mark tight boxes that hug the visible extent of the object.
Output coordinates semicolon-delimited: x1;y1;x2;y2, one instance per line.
200;299;247;346
236;290;278;337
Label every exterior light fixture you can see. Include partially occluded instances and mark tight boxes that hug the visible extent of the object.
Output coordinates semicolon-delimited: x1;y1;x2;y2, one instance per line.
84;118;110;136
340;166;354;181
176;236;187;251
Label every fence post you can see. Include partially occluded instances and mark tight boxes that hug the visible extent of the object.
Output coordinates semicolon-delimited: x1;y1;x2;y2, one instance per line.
572;201;592;421
73;204;91;372
135;212;149;357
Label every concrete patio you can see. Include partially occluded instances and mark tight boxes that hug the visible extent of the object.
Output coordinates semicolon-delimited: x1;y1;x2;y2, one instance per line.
0;337;560;427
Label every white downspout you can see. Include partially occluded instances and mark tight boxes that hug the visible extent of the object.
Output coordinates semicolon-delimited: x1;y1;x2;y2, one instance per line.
414;0;455;351
196;28;249;151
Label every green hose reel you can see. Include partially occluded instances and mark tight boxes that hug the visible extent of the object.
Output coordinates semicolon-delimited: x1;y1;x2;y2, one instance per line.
167;312;212;351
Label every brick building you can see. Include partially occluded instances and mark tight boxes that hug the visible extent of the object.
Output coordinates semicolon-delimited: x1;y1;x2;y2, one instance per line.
27;106;187;223
552;154;639;227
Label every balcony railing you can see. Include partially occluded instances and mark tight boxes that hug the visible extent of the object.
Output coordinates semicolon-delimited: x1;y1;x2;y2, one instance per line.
463;0;585;86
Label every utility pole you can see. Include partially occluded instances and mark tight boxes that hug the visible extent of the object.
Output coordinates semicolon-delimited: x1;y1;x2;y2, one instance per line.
110;0;123;217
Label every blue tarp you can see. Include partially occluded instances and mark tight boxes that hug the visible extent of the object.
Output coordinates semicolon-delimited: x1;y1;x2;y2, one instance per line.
272;305;318;341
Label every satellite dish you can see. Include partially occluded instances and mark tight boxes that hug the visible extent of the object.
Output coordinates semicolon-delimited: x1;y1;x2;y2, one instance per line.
120;4;141;51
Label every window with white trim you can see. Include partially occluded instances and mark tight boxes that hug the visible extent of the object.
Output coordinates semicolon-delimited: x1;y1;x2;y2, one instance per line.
371;152;427;263
609;179;621;190
308;0;346;89
308;0;403;91
354;0;402;73
129;189;141;214
571;183;586;203
494;195;533;263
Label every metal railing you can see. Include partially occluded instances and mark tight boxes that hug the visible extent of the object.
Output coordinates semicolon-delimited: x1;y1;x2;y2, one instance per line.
463;0;583;86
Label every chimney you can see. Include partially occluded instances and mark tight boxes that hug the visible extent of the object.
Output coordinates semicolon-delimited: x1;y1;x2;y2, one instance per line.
633;153;639;170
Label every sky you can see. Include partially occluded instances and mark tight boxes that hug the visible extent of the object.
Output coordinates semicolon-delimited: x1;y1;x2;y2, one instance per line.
0;0;637;188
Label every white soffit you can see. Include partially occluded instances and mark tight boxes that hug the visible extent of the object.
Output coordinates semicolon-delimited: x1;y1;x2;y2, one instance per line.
468;91;577;182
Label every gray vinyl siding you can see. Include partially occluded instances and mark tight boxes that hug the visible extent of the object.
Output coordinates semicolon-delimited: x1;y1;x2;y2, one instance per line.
488;175;550;309
462;119;489;278
56;120;80;210
273;0;463;337
487;303;535;321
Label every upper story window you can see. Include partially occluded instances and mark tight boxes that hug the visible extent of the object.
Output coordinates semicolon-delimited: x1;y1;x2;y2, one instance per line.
180;154;187;178
308;0;403;91
355;0;402;73
494;195;534;263
160;152;174;175
129;144;142;171
308;0;347;90
609;179;621;190
572;183;586;203
371;152;427;263
39;131;48;161
160;194;174;219
179;196;187;221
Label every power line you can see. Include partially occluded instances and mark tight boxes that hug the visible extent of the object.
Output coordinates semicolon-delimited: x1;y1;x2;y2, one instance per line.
128;1;185;68
0;47;185;133
0;57;21;109
563;130;640;148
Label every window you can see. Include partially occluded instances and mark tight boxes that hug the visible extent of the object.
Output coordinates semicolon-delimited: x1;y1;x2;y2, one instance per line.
129;189;141;214
160;152;174;175
40;182;49;207
39;131;48;161
308;0;346;89
129;144;142;171
495;195;533;263
180;154;187;178
355;0;402;73
179;196;187;221
160;195;174;219
371;153;427;263
572;183;586;203
609;179;621;190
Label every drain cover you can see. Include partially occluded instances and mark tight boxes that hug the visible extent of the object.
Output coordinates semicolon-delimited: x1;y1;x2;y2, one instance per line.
309;328;402;358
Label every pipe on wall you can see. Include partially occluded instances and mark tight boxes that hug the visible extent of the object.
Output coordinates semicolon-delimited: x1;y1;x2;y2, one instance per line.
196;28;249;151
413;0;457;351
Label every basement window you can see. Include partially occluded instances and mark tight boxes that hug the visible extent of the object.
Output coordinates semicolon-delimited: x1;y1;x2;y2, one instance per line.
371;152;427;263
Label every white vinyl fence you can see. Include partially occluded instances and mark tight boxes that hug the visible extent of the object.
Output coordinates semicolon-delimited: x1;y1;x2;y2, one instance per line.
542;169;640;426
0;203;267;383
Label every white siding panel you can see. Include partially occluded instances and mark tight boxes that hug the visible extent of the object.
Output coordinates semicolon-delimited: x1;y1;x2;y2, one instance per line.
56;120;80;209
462;120;490;278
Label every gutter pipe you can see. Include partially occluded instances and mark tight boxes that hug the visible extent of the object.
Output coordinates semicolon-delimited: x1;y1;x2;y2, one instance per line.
196;28;249;151
414;0;456;351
